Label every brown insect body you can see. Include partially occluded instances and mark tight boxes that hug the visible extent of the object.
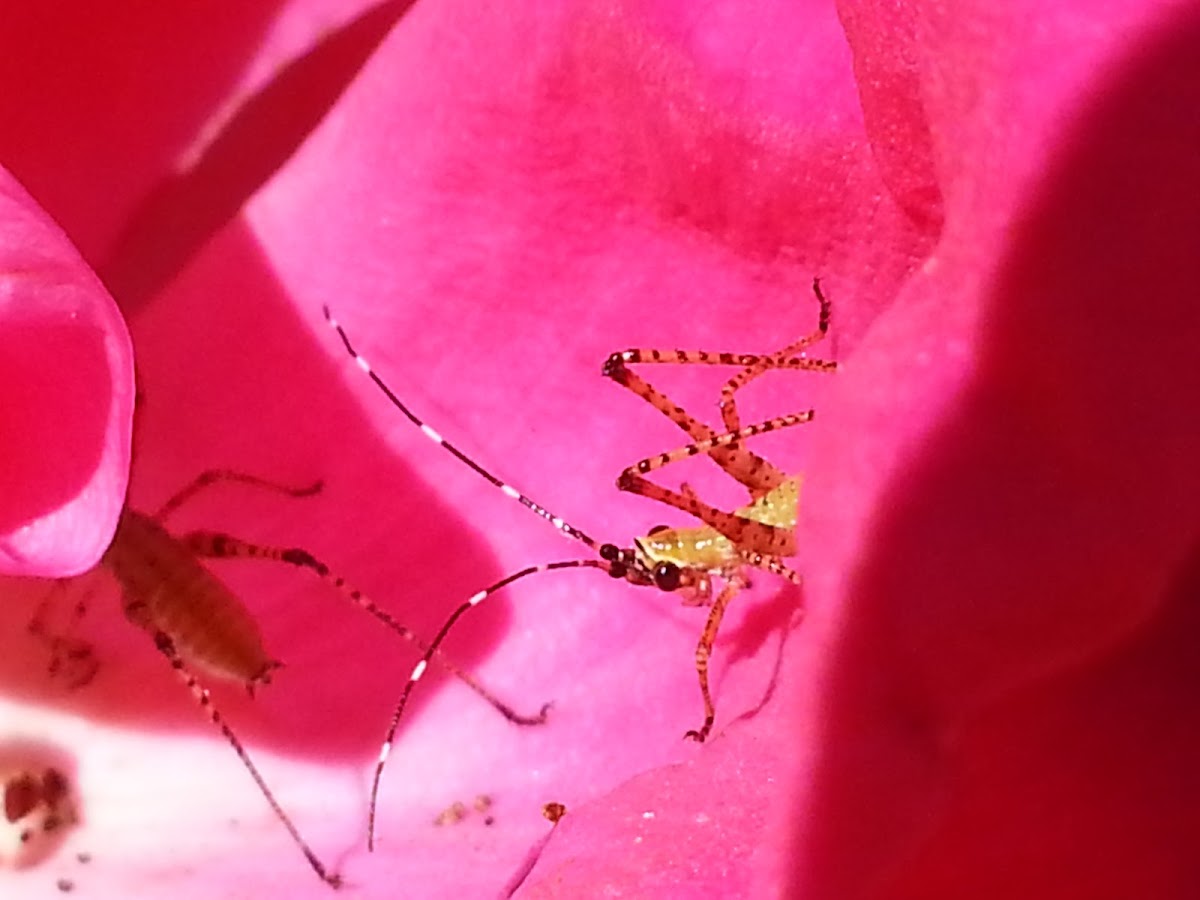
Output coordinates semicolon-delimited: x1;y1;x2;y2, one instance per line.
103;508;278;689
27;468;548;886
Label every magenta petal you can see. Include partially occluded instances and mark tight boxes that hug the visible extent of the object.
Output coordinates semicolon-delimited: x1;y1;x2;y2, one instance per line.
7;0;1194;894
248;0;907;895
787;2;1200;898
0;170;133;577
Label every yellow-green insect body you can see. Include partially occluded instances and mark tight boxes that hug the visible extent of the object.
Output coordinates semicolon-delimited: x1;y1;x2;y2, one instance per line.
634;477;801;585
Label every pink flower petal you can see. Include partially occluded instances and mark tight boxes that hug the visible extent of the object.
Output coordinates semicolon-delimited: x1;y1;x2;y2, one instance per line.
788;1;1200;897
3;0;1197;897
250;0;914;894
0;169;133;577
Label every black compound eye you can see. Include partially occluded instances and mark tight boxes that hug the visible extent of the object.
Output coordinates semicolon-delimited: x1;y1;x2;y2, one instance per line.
599;544;620;562
653;562;681;592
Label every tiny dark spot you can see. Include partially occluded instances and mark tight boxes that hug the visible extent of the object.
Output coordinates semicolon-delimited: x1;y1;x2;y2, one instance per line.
77;851;93;864
57;878;74;893
282;548;322;572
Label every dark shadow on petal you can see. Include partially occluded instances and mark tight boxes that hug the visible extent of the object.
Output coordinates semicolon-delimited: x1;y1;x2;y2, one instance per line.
103;0;422;312
796;8;1200;898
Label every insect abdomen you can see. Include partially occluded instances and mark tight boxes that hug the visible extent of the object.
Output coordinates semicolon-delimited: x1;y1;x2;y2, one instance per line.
639;526;734;571
740;477;800;530
103;510;278;686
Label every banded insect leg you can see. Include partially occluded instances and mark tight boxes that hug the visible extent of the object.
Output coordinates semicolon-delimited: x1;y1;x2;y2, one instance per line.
615;413;815;559
602;356;787;498
143;626;343;887
717;278;837;436
26;574;102;689
153;469;323;526
685;576;745;743
179;530;550;726
603;278;837;498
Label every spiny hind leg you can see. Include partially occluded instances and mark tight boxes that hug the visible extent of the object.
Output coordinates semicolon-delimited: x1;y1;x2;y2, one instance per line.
620;410;816;508
154;470;323;526
616;413;811;556
179;531;550;727
618;471;795;558
602;356;785;497
26;576;101;689
685;577;743;743
718;278;837;435
604;278;836;487
145;626;341;887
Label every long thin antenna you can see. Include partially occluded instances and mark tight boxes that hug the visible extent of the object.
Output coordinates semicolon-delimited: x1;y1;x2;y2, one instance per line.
324;306;648;852
323;306;599;551
366;558;612;849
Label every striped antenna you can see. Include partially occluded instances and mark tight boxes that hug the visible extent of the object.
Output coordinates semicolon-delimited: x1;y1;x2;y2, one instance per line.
366;558;616;849
324;282;835;850
323;306;650;850
323;306;600;552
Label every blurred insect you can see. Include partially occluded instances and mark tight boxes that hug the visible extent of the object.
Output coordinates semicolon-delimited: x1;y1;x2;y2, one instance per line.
541;801;566;825
324;279;836;849
27;469;549;888
1;765;77;868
